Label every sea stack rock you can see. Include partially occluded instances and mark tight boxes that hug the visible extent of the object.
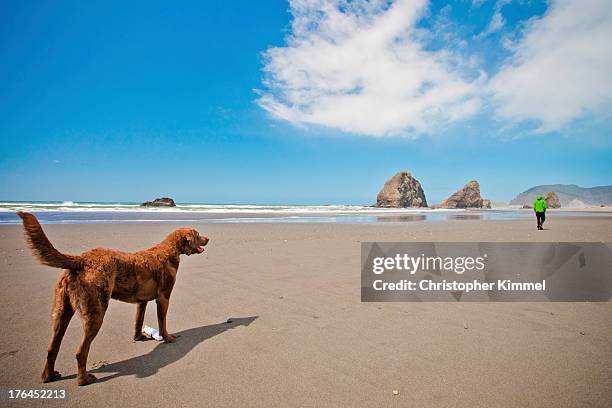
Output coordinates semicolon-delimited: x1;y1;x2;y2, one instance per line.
375;171;427;208
438;180;490;209
141;197;176;207
544;191;561;208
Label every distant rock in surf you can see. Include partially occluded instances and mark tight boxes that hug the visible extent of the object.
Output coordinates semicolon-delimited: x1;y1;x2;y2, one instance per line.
141;197;176;207
436;180;490;209
544;191;561;208
375;171;427;208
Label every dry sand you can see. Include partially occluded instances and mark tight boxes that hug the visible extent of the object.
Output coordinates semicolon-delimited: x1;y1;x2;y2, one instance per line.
1;217;611;407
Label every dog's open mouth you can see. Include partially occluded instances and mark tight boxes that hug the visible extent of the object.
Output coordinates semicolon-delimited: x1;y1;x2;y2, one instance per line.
196;246;205;253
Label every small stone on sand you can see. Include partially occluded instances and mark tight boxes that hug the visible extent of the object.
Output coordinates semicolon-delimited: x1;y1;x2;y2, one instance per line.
392;390;399;396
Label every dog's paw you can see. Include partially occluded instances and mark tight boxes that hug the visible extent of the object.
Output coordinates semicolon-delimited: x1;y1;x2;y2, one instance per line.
42;370;61;383
162;334;177;343
133;333;149;341
77;373;97;386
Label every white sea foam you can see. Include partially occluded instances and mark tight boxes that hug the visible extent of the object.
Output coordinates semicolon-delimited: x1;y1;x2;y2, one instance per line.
0;201;605;225
0;201;461;214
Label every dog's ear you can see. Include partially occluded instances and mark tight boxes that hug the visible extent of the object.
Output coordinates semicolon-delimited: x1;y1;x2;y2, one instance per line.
182;231;197;254
188;232;199;247
176;232;189;254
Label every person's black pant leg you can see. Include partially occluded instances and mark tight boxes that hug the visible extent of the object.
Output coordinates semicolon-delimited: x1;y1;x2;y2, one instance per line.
535;211;545;227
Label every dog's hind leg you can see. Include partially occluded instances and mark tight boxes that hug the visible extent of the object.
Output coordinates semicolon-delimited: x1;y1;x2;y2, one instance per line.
133;301;148;341
75;292;109;386
42;280;74;383
75;318;104;386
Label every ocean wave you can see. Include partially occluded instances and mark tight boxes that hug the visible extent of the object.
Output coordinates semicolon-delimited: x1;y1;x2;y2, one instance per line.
0;201;462;214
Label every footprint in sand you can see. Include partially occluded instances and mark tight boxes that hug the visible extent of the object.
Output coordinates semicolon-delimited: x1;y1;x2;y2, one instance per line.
0;350;18;359
91;360;109;369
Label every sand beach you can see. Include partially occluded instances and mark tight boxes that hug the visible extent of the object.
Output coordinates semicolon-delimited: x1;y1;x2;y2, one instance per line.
1;214;611;407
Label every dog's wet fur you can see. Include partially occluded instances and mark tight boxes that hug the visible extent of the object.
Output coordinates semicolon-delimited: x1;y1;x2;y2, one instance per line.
17;212;209;386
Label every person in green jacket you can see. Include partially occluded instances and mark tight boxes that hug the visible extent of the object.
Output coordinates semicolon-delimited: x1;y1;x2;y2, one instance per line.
533;194;547;230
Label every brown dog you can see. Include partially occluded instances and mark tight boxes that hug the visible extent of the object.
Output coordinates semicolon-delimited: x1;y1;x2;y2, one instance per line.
17;212;209;386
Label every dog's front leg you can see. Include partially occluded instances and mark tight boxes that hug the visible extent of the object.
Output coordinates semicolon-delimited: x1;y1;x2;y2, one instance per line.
133;301;148;341
155;296;176;343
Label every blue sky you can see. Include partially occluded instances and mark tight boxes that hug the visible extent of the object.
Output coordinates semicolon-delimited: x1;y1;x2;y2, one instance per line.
1;0;610;204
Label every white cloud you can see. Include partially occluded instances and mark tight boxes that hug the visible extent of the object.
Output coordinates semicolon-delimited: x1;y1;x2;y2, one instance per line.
257;0;483;136
490;0;612;132
475;0;510;40
474;0;514;40
475;10;504;39
258;0;612;137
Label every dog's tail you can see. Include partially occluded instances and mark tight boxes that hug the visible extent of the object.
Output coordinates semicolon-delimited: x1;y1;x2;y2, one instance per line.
17;211;84;270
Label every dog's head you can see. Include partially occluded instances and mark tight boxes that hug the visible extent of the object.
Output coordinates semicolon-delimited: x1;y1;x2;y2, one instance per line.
177;228;209;256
